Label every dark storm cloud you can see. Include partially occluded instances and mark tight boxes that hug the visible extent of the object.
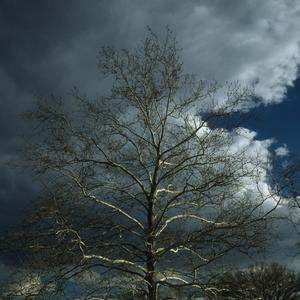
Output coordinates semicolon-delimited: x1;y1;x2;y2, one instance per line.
0;0;93;228
0;0;108;91
0;0;142;230
0;167;35;227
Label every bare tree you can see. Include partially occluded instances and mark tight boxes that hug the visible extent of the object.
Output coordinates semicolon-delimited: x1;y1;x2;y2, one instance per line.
209;262;300;300
2;29;284;299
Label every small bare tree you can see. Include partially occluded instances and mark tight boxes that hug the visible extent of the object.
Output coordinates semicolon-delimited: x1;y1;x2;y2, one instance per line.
2;29;284;299
210;262;300;300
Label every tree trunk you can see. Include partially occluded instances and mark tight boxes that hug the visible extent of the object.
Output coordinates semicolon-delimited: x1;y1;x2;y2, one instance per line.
146;193;157;300
148;285;158;300
146;250;157;300
146;155;160;300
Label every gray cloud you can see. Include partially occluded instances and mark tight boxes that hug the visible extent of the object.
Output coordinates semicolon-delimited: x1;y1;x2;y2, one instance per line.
3;1;299;103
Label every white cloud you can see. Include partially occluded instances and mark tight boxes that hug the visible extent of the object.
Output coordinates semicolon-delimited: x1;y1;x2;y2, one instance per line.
227;128;273;197
275;144;289;156
187;114;277;205
177;0;300;105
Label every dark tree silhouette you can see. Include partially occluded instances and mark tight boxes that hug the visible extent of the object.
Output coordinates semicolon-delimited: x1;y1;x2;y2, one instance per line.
210;262;300;300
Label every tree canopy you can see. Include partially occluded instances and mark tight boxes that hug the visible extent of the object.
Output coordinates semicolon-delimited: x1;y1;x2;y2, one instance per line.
0;29;286;300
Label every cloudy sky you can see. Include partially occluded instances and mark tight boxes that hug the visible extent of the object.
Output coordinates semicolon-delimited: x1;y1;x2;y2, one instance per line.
1;0;300;272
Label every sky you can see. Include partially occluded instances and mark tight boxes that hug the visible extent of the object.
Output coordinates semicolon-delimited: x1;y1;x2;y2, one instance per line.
1;0;300;275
